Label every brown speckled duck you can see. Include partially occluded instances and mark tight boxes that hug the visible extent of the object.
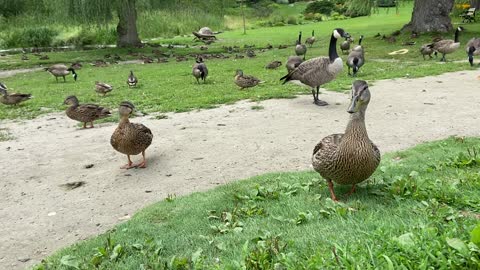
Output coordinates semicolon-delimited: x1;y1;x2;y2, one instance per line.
111;101;153;169
63;96;111;128
234;69;261;90
0;83;32;106
95;81;113;96
312;80;380;201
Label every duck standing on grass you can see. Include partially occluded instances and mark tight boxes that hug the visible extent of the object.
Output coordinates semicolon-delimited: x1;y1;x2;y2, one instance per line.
234;69;262;90
312;80;380;201
127;70;138;87
111;101;153;169
280;28;350;106
192;56;208;84
0;83;32;106
63;96;111;128
95;81;113;96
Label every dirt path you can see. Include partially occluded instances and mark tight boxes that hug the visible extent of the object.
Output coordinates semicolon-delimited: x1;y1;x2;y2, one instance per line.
1;70;479;269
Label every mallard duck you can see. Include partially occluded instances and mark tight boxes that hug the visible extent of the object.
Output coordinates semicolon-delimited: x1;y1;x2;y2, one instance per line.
281;28;350;106
340;36;353;54
433;27;464;62
192;56;208;84
0;85;32;106
127;70;138;87
111;101;153;169
312;80;380;201
246;50;256;58
45;64;78;82
265;60;282;69
295;31;307;60
466;37;480;66
95;81;113;96
306;30;316;47
63;96;111;128
234;70;261;90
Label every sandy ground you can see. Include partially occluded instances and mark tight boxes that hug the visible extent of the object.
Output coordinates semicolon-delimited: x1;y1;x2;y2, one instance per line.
1;70;479;269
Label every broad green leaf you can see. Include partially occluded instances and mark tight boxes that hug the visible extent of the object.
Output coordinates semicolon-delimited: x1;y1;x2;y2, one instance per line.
446;238;469;255
381;255;394;270
471;223;480;247
60;255;80;269
396;233;414;247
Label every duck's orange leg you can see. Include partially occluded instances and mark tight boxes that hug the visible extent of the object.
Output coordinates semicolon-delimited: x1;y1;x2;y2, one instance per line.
327;180;338;202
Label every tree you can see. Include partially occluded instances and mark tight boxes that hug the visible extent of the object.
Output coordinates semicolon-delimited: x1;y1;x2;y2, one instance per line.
470;0;480;9
116;0;141;47
402;0;454;33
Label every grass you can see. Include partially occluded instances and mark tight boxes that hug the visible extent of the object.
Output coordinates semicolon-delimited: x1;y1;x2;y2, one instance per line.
0;3;479;121
34;137;480;269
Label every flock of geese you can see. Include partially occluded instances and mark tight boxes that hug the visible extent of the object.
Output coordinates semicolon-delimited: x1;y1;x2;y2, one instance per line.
0;27;479;200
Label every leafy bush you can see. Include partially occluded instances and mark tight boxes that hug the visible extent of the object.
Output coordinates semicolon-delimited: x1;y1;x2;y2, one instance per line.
286;15;298;24
1;27;58;47
345;0;372;17
304;1;336;15
377;0;396;7
304;13;323;21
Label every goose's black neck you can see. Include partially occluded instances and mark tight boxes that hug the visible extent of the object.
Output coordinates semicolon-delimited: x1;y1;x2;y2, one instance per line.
359;36;363;45
454;29;460;43
329;34;339;62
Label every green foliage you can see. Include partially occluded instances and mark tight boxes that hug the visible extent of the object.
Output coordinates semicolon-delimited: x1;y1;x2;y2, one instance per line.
1;27;58;47
377;0;396;7
346;0;373;17
304;1;336;15
34;137;480;269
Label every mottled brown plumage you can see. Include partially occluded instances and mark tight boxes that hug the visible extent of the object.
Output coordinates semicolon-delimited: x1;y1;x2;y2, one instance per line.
265;60;282;69
63;96;111;128
111;101;153;169
312;80;380;201
95;81;113;96
433;27;463;62
0;86;32;106
234;69;261;89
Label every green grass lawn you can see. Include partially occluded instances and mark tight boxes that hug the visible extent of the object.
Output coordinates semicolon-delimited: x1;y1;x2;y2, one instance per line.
1;3;479;121
34;137;480;269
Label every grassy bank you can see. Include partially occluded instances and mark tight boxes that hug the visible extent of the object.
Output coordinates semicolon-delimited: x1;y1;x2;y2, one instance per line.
34;137;480;269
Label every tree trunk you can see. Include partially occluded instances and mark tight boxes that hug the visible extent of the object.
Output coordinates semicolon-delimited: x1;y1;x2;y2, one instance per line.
116;0;141;48
402;0;454;33
470;0;480;9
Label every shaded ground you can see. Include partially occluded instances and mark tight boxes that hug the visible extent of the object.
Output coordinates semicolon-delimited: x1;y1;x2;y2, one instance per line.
0;70;479;269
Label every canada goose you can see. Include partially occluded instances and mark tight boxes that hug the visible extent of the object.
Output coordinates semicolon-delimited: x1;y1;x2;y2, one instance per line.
192;56;208;84
312;80;380;201
466;37;480;66
265;60;282;69
295;32;307;60
111;101;153;169
127;71;138;87
280;28;350;106
347;35;364;76
234;69;261;90
95;81;113;96
433;26;464;62
340;37;353;54
0;86;32;106
63;96;111;128
420;43;436;60
305;30;316;47
45;64;77;82
285;56;303;73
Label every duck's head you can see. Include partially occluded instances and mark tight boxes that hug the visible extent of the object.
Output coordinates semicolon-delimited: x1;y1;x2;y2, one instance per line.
347;80;370;114
119;101;135;116
235;69;243;76
333;28;350;40
63;95;79;105
468;46;476;66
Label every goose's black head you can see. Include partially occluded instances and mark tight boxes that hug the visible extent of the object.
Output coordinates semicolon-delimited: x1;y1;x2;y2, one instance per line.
347;80;370;114
196;56;204;63
333;28;349;40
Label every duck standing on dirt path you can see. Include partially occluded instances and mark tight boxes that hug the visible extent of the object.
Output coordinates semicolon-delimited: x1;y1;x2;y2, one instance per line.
63;96;111;128
280;28;350;106
312;80;380;201
111;101;153;169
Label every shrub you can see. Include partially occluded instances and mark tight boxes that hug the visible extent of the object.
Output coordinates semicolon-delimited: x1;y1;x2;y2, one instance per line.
377;0;396;7
345;0;372;17
1;27;58;47
286;15;298;24
304;1;335;16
